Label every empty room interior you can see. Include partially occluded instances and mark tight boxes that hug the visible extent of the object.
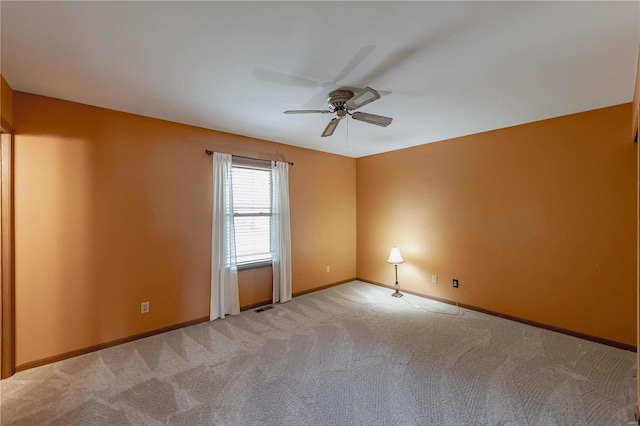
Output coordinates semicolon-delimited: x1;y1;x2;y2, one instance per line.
1;1;640;425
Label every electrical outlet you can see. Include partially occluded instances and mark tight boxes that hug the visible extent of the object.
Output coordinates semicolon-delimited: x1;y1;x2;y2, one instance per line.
453;279;459;288
432;275;438;284
141;301;150;314
326;265;330;273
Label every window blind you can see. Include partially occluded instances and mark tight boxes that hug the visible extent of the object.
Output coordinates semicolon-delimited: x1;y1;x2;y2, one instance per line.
231;165;272;266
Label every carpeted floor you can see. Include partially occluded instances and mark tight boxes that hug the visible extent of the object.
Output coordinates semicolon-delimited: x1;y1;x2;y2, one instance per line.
0;280;636;425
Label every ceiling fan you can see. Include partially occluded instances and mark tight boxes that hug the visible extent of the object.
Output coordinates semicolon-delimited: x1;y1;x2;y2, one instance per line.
284;87;393;137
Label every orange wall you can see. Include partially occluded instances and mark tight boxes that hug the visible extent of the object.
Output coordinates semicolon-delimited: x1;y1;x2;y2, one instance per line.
12;89;636;367
238;267;273;308
13;92;356;366
357;104;636;346
631;55;638;418
1;75;13;129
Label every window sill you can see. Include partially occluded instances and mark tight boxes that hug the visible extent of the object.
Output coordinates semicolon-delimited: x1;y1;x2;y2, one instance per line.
237;261;272;271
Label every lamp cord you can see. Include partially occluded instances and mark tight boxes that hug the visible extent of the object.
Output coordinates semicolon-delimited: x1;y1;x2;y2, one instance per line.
400;295;464;316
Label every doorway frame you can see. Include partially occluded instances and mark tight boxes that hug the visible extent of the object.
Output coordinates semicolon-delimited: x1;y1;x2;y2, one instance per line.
1;116;15;379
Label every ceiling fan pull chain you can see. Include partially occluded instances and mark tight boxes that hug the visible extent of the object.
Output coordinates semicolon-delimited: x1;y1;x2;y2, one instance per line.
347;116;349;151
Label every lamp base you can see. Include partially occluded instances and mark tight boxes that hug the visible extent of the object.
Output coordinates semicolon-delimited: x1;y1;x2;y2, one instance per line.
391;291;403;298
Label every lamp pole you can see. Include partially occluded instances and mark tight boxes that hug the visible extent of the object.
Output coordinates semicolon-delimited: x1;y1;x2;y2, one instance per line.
392;263;403;297
388;246;404;298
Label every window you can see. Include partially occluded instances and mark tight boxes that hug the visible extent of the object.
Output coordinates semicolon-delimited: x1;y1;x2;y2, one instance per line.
231;163;272;268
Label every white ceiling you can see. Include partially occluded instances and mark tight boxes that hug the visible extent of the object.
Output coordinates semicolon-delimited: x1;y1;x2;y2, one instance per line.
1;1;639;158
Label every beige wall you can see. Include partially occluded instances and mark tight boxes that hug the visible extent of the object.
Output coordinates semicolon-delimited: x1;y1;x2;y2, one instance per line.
357;104;636;347
1;75;13;129
13;92;356;366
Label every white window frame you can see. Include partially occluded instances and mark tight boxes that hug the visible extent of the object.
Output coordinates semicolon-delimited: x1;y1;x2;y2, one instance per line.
231;161;273;270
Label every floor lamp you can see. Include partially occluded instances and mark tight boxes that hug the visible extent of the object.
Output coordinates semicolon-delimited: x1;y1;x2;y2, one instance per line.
387;246;405;297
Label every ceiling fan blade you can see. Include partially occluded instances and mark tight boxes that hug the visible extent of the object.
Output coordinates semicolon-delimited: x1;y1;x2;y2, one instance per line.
345;87;381;110
351;112;393;127
321;118;341;137
302;86;336;109
284;110;332;114
334;45;375;83
253;68;319;89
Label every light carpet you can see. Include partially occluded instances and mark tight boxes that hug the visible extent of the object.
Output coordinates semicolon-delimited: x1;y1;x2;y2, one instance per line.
0;280;636;425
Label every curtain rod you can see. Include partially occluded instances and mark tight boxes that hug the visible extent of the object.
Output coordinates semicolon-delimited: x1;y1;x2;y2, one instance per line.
204;150;293;166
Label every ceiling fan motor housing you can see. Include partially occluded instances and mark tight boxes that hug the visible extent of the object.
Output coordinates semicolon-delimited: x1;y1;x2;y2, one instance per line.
327;89;354;111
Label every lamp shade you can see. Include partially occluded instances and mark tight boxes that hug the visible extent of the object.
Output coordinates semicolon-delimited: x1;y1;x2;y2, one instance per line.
387;246;404;264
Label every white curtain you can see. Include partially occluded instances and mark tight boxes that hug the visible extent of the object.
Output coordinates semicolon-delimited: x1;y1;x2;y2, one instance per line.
210;152;240;320
271;161;292;303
